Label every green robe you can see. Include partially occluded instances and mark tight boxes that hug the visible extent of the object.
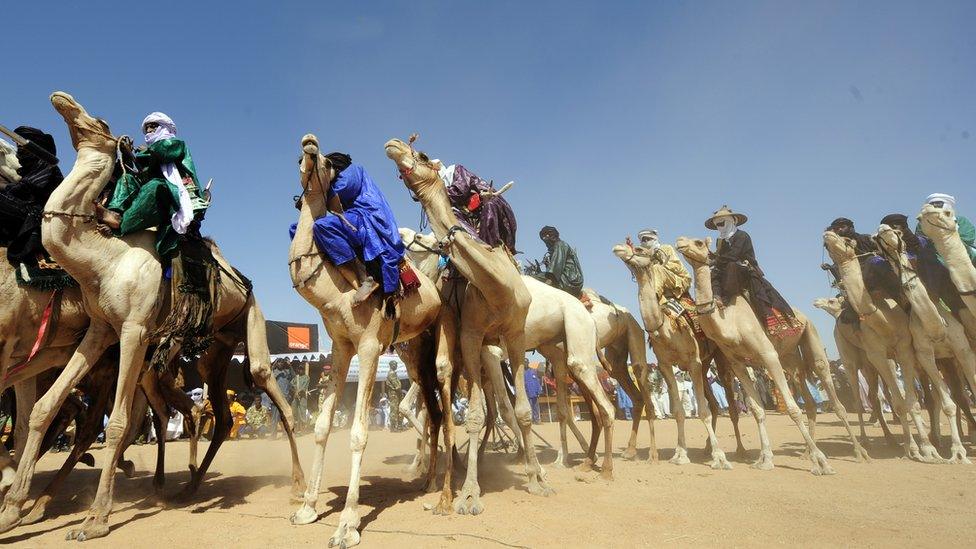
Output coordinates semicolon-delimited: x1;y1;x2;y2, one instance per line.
916;215;976;265
107;138;207;259
544;239;584;297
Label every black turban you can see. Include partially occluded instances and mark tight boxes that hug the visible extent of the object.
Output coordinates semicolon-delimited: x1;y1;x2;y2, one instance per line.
880;213;919;251
326;152;352;175
13;126;57;176
539;226;559;239
828;217;854;230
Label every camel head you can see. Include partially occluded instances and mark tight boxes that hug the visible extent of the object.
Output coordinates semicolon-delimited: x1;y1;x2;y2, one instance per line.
917;203;958;240
611;241;653;274
813;296;844;317
384;138;442;198
49;92;115;153
822;230;857;263
675;236;712;266
873;224;912;271
297;133;336;199
0;138;20;188
399;227;442;281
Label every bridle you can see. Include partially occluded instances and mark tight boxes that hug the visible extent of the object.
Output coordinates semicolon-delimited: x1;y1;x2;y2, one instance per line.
42;129;123;226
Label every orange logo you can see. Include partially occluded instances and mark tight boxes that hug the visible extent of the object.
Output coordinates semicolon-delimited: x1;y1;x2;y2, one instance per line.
287;326;311;350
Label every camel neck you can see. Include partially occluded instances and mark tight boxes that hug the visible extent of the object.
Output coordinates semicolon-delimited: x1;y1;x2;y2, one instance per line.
634;266;665;334
924;224;976;292
41;147;124;280
414;179;509;295
834;258;876;316
691;263;714;307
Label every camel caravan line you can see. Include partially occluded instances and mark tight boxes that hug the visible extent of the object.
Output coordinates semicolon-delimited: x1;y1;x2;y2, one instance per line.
0;92;975;546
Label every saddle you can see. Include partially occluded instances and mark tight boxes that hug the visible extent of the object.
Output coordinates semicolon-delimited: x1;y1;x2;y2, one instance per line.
14;252;77;291
665;294;704;337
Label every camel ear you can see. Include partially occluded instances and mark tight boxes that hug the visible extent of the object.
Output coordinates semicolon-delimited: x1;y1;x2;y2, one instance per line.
705;237;713;250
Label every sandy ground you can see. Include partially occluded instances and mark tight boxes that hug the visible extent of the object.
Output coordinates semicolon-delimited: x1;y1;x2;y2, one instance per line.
3;412;974;548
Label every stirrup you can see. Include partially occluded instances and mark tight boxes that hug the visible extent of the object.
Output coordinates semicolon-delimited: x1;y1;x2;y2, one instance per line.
664;298;684;316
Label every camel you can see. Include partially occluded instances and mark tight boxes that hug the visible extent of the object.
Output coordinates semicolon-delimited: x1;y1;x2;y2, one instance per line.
0;138;19;188
675;236;869;474
400;229;616;473
917;204;976;336
286;134;445;547
612;241;742;469
386;138;555;516
874;224;974;462
822;230;947;461
812;296;896;442
0;92;305;540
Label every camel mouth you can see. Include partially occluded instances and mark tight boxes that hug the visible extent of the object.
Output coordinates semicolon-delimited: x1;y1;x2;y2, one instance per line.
50;91;82;117
383;139;409;161
301;134;320;156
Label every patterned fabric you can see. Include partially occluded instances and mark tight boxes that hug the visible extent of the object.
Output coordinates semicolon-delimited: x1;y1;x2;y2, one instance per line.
765;307;805;338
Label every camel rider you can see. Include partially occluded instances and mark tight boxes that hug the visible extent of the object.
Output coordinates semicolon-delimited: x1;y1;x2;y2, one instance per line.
881;213;965;313
916;193;976;265
0;127;63;267
291;152;405;306
637;229;691;311
97;113;208;260
539;225;586;300
822;217;901;301
706;205;802;337
438;162;518;254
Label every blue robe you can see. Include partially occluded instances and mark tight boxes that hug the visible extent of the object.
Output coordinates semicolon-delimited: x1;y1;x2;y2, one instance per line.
290;164;405;293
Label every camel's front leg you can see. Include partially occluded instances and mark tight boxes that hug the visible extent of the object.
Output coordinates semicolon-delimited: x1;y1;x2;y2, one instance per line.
567;357;615;480
808;353;871;462
715;353;746;457
755;349;834;476
291;340;352;526
0;379;35;497
689;358;731;470
909;337;968;464
433;319;458;515
508;332;554;495
608;346;643;460
657;363;689;464
455;329;488;515
0;323;114;535
398;383;428;477
544;346;586;467
329;337;383;549
66;322;148;541
139;370;171;493
481;346;522;457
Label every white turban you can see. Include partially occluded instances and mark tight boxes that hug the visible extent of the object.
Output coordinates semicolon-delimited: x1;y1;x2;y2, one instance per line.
926;192;956;212
142;112;192;234
637;229;661;251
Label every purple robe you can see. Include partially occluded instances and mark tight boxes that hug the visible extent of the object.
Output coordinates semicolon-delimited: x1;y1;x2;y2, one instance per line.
446;165;518;253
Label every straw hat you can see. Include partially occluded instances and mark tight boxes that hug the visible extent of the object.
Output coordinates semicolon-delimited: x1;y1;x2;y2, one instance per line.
704;205;748;230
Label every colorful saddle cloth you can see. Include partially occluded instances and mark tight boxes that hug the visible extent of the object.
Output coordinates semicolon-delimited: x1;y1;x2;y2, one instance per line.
14;253;77;291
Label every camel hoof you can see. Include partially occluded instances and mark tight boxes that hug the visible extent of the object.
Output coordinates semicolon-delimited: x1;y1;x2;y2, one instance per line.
809;450;835;476
21;495;52;526
329;523;361;548
855;447;872;463
67;522;109;541
948;446;971;465
599;469;614;481
0;465;15;494
0;506;22;534
119;460;136;478
621;447;638;460
918;445;948;464
750;452;775;471
527;478;555;497
707;451;733;470
432;496;454;516
668;448;690;465
80;453;96;468
454;486;484;515
290;504;318;525
574;458;594;473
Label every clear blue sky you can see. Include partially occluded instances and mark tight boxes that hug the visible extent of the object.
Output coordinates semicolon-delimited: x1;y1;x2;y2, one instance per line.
7;1;975;358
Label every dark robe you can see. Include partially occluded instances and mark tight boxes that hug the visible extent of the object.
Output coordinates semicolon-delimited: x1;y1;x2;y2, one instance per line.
544;239;584;298
446;165;518;253
711;230;795;319
0;128;63;266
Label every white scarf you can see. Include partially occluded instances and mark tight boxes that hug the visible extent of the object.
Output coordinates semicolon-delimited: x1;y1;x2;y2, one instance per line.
437;161;456;187
926;192;956;212
143;112;193;234
714;215;737;240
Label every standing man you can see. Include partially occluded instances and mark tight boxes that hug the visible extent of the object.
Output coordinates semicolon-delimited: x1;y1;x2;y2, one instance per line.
385;360;403;432
291;361;311;431
524;361;543;424
270;360;294;439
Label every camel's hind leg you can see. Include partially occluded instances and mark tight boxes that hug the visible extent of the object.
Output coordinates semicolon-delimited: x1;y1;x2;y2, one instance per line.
290;340;352;526
726;360;775;470
431;318;458;515
657;363;688;464
607;344;643;460
714;352;746;457
454;327;489;515
508;331;556;494
545;346;588;468
688;356;730;470
243;298;307;498
908;322;965;463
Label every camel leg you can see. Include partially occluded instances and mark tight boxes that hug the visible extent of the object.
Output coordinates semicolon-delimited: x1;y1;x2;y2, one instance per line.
907;327;963;462
864;366;897;446
153;368;200;471
794;369;819;449
714;353;746;457
508;332;555;495
398;383;429;477
63;321;149;541
701;366;720;454
244;299;307;498
606;345;641;460
690;357;731;469
139;370;171;493
328;336;384;549
290;340;352;526
432;319;458;515
726;360;775;469
0;323;115;534
804;344;871;462
548;347;587;467
836;334;869;440
454;328;488;514
657;364;688;464
480;346;522;456
11;379;35;465
944;318;976;447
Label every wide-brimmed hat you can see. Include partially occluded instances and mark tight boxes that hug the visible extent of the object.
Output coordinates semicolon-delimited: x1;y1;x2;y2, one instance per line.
704;205;748;230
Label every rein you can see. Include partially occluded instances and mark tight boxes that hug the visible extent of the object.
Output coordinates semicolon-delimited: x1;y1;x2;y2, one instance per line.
42;134;131;227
